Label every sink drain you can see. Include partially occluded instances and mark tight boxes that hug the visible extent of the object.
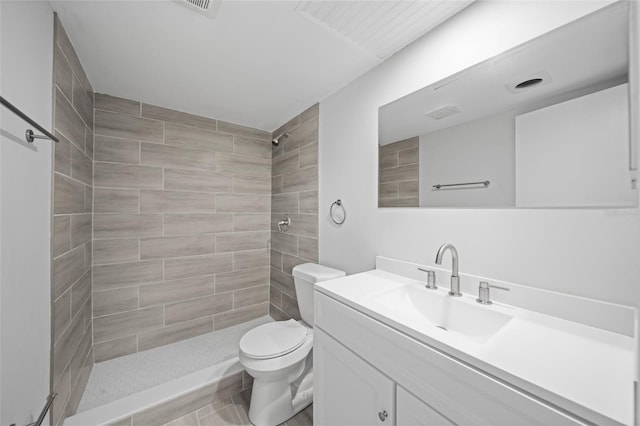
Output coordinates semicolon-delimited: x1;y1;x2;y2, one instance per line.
435;325;448;331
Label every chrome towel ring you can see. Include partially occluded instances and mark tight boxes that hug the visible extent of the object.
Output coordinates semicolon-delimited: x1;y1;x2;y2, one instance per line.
330;199;346;225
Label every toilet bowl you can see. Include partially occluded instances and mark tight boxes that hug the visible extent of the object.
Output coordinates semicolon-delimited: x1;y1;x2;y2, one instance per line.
238;263;345;426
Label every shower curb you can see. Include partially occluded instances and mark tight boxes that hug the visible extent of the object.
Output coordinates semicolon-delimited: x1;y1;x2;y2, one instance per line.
64;358;244;426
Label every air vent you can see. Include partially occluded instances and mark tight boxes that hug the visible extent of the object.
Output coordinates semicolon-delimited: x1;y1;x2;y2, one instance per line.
425;106;460;120
506;71;552;94
174;0;221;19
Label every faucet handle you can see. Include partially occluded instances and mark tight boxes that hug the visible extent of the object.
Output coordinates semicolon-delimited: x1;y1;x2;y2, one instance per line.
417;268;437;290
477;281;509;305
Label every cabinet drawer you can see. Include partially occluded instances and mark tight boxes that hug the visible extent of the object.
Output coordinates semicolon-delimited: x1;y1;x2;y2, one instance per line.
315;291;587;426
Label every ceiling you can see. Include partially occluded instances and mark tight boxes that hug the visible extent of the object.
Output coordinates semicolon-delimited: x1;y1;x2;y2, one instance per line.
379;2;628;144
51;0;472;132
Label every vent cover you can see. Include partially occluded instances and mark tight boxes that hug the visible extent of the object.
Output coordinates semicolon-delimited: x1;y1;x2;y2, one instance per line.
425;106;460;120
295;1;475;60
506;71;552;94
174;0;221;19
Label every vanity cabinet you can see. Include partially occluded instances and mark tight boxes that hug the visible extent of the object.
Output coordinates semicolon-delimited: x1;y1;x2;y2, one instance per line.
314;291;587;426
314;328;395;425
396;386;454;426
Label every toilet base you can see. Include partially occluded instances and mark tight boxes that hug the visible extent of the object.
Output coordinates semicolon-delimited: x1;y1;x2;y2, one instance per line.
248;362;313;426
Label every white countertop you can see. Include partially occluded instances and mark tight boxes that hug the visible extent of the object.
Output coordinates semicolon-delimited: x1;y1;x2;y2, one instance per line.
316;269;636;425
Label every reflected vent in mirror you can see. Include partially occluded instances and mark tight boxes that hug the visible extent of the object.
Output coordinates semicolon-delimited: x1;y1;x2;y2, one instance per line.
425;105;460;120
506;71;552;94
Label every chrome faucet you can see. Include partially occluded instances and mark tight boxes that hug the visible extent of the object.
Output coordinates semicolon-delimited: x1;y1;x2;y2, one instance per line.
435;243;461;297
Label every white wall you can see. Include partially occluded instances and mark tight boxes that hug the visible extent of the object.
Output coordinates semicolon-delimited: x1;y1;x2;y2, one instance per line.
630;0;640;419
0;2;53;425
319;0;639;307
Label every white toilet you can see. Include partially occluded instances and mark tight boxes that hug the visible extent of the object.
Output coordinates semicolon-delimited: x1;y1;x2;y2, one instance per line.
239;263;345;426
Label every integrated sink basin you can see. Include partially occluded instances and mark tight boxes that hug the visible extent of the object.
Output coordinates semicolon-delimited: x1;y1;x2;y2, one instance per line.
365;283;514;344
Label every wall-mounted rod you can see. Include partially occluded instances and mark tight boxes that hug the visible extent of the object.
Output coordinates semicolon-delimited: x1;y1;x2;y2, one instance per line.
0;96;58;143
432;180;490;190
16;393;57;426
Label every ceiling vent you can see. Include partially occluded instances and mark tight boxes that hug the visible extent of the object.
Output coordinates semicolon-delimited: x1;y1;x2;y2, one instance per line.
425;105;460;120
174;0;221;19
295;1;475;60
506;71;552;94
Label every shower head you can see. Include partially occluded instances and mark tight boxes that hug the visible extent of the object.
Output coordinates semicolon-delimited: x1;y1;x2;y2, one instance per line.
272;132;288;146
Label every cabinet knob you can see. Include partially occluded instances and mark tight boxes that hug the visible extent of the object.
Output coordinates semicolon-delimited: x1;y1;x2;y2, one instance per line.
378;410;388;421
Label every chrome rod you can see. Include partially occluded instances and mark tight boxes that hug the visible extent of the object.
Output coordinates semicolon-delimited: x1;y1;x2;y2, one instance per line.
24;393;56;426
432;180;490;190
0;96;58;143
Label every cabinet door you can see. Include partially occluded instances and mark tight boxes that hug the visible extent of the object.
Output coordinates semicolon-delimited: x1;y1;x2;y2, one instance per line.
397;386;454;426
314;328;395;426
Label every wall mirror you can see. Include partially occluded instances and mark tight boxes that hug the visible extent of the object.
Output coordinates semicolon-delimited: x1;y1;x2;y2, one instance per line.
378;2;637;208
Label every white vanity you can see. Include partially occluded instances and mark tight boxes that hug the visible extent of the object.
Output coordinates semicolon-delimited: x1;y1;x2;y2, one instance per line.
313;257;635;425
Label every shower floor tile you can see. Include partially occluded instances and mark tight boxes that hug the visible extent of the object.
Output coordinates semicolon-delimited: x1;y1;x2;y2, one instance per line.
77;316;273;413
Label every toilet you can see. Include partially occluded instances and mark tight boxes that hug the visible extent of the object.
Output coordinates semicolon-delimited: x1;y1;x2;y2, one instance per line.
239;263;345;426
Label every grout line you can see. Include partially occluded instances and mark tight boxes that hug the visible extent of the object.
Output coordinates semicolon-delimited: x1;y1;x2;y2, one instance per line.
54;170;92;188
94;132;153;144
94;107;164;123
230;397;245;426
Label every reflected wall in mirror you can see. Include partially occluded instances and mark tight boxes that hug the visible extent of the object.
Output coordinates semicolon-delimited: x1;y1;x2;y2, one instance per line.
378;2;637;208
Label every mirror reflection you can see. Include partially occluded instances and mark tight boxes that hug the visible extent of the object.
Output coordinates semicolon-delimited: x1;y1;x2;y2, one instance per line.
378;2;636;208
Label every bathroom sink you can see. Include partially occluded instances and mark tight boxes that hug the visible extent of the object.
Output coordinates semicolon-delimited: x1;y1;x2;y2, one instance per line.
365;284;513;344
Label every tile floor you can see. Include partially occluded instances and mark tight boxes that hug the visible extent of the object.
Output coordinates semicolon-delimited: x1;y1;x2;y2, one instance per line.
164;389;313;426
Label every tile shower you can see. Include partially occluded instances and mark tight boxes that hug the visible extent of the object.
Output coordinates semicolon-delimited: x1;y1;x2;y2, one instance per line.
378;136;419;208
51;15;94;425
50;15;320;425
91;93;272;362
270;105;320;321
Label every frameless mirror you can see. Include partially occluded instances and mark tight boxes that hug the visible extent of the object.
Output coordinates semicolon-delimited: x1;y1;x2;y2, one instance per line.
378;2;637;208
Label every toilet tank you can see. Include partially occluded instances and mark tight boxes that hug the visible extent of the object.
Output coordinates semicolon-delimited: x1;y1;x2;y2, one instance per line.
292;263;345;326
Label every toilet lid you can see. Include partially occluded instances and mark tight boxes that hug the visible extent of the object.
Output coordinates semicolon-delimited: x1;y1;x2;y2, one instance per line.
239;320;308;360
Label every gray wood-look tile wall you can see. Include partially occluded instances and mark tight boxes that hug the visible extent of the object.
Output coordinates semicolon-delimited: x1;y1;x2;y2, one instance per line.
378;136;419;207
270;104;319;321
51;15;94;425
92;94;273;363
52;19;322;423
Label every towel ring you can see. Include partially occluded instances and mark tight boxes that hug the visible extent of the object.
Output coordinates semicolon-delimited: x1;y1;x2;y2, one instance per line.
330;199;346;225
